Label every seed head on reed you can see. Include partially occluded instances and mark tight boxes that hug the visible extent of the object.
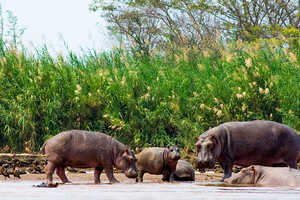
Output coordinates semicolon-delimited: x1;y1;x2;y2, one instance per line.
236;93;243;99
0;57;6;66
216;110;222;118
193;92;199;97
226;55;232;62
197;63;205;71
200;104;205;110
121;76;126;85
242;104;247;112
245;58;252;68
289;52;297;63
206;83;212;89
214;98;219;104
264;88;269;95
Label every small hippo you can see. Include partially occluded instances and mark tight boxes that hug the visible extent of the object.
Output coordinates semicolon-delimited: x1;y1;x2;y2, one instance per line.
169;160;195;181
136;146;181;182
195;120;300;181
224;165;300;187
41;130;138;186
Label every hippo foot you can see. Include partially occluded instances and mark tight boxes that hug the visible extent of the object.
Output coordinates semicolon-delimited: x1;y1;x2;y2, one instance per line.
62;181;72;185
109;180;120;184
161;177;169;182
108;178;120;184
33;182;59;188
220;177;226;182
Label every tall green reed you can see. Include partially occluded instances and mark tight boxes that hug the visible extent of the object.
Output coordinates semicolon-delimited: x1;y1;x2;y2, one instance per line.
0;39;299;152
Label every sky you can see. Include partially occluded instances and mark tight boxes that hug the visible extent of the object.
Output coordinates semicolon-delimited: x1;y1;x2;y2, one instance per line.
1;0;114;55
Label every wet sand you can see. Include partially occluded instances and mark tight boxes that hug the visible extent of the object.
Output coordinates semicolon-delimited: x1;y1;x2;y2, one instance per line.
0;170;223;182
1;172;300;200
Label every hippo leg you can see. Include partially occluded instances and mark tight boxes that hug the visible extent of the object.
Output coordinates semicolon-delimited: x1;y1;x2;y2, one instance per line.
220;160;233;182
136;170;145;182
162;170;174;182
169;172;175;182
162;171;170;181
94;167;103;184
286;159;297;169
56;165;70;183
104;166;119;183
45;161;56;185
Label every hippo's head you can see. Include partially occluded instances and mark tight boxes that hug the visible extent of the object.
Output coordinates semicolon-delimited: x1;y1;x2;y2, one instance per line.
167;146;181;161
115;149;138;178
224;165;258;184
194;134;221;170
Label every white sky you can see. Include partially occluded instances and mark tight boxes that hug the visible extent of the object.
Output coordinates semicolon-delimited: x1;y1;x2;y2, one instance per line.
1;0;114;55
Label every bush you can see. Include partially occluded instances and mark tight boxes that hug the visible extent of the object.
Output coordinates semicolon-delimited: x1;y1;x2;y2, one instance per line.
0;38;299;152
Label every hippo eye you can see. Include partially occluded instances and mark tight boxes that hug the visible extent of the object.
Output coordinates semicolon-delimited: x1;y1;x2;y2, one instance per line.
171;149;174;152
207;142;214;149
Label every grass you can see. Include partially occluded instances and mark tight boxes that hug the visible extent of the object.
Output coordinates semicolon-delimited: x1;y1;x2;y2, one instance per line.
0;38;299;152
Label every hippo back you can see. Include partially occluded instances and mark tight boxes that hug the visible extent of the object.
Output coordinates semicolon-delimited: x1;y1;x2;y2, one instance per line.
44;130;114;167
174;160;195;181
222;120;300;166
136;147;166;174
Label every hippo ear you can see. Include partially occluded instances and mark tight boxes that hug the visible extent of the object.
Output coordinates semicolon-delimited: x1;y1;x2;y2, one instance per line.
167;145;170;150
122;149;130;157
194;137;199;141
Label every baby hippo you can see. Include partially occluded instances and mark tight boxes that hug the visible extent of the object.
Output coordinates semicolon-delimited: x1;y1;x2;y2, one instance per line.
136;146;181;182
224;165;300;187
162;160;195;181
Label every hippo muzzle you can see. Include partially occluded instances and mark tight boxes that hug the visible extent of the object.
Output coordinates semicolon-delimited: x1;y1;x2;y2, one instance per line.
171;153;181;161
195;157;216;169
125;168;138;178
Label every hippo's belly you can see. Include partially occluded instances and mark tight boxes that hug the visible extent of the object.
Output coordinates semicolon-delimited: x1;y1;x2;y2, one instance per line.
234;158;285;167
64;160;99;168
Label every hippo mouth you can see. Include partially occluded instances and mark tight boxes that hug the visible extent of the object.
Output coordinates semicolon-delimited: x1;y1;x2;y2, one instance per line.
195;158;216;169
171;155;181;161
125;169;138;178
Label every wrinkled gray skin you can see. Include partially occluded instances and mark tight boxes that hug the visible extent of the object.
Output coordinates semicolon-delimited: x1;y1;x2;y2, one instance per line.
195;120;300;181
136;146;181;182
167;160;195;181
42;130;138;185
224;165;300;187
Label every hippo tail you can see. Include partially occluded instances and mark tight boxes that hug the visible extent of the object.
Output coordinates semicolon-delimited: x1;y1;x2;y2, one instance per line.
40;142;47;154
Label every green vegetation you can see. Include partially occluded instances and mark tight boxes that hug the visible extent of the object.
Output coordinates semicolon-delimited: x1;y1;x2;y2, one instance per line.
0;38;299;152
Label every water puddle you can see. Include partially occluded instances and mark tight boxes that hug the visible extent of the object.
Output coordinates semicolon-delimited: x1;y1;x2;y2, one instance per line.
1;180;300;200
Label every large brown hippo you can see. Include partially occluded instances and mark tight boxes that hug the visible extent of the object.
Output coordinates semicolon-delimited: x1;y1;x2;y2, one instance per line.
41;130;138;186
168;160;195;181
224;165;300;187
195;120;300;181
136;146;181;182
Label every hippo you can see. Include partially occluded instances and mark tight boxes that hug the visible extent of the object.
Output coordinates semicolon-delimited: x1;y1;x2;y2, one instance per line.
41;130;138;186
165;160;195;181
136;146;181;182
224;165;300;187
195;120;300;181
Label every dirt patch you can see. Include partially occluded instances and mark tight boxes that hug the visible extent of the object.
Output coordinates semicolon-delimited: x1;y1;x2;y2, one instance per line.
0;170;223;183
